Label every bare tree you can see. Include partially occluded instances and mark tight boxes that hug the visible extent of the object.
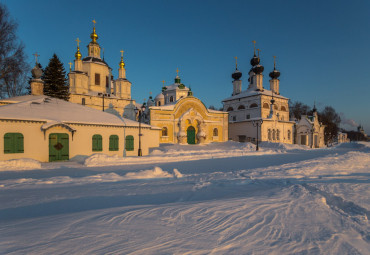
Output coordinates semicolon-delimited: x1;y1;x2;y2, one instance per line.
0;3;29;98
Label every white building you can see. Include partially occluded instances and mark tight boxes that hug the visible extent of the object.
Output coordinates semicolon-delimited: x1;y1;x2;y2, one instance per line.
222;50;295;144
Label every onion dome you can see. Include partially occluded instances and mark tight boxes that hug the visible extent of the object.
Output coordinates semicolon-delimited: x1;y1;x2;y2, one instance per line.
250;55;260;66
75;46;82;60
253;64;264;74
90;26;98;43
31;64;42;79
232;69;242;80
269;69;280;79
119;56;125;69
175;75;181;84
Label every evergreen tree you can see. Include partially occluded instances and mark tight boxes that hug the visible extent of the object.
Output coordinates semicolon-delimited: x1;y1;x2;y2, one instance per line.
43;54;69;100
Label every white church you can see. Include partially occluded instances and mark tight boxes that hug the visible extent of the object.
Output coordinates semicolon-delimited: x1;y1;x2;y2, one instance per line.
223;43;325;148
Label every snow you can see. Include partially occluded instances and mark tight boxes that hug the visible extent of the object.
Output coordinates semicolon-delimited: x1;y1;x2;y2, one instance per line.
0;158;41;171
0;141;369;254
0;95;152;128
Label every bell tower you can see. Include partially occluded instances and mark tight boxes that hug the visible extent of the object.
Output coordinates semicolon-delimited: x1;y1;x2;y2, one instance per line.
87;20;101;59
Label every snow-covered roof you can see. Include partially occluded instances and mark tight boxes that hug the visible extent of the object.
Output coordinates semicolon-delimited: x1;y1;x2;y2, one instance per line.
165;83;190;91
0;95;156;129
223;88;288;102
0;95;46;104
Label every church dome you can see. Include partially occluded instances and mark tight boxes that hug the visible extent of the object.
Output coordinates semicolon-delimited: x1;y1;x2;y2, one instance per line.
31;64;42;79
250;55;260;66
155;92;164;100
269;69;280;79
232;69;242;80
253;64;264;74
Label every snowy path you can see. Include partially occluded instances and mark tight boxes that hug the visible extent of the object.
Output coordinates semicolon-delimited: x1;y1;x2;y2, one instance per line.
0;142;369;254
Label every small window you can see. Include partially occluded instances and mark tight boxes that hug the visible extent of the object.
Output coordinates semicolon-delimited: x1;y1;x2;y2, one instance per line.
246;114;250;119
82;98;86;105
277;130;280;140
109;135;119;151
227;107;234;112
162;127;168;137
170;96;174;102
250;103;258;108
4;133;24;154
106;76;109;88
213;128;218;137
95;73;100;85
125;135;134;151
232;116;236;121
268;129;271;140
272;130;276;140
237;105;245;110
92;134;102;151
158;101;161;106
288;130;291;140
263;103;269;109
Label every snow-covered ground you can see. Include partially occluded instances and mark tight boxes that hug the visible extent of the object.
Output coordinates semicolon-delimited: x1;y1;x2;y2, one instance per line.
0;142;369;254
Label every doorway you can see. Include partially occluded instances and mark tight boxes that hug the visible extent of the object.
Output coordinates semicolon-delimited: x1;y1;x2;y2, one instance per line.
49;133;69;161
187;126;196;144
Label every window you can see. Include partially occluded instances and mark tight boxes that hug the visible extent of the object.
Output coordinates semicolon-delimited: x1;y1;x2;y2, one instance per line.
281;106;287;111
237;105;245;110
4;133;24;154
263;103;269;109
106;76;109;88
227;107;234;112
125;135;134;151
250;103;258;108
268;129;271;140
272;130;276;140
277;130;280;140
213;128;218;137
232;116;236;121
170;96;174;102
92;134;102;151
162;127;168;137
95;73;100;85
109;135;119;151
158;101;161;106
82;98;86;105
246;114;250;119
288;130;291;140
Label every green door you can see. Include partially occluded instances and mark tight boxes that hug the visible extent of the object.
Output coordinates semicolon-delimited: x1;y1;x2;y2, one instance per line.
187;126;196;144
49;133;69;162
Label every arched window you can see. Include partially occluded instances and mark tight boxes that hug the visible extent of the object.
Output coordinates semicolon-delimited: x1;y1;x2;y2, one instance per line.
277;130;280;140
272;130;276;140
288;130;291;140
4;133;24;154
281;106;287;111
92;134;103;151
237;105;245;110
125;135;134;151
250;103;258;108
170;96;174;102
227;107;234;112
109;135;119;151
162;127;168;137
82;98;86;105
268;129;271;140
263;103;269;109
157;101;161;106
213;128;218;137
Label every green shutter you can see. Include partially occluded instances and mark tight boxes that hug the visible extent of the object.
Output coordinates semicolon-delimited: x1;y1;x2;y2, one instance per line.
4;133;24;154
109;135;119;151
92;134;102;151
125;135;134;151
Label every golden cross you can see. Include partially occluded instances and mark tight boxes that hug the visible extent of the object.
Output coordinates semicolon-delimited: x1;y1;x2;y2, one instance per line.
76;38;81;47
273;56;276;69
257;48;261;57
162;80;165;86
234;56;238;69
120;50;124;57
176;68;179;76
68;62;73;70
92;19;96;27
32;52;39;64
252;40;256;55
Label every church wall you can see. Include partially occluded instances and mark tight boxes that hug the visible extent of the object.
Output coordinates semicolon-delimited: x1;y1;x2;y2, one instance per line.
82;62;110;94
0;119;160;162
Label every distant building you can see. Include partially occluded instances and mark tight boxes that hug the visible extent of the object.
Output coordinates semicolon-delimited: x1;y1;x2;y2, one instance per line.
146;72;228;144
336;131;349;143
222;48;295;144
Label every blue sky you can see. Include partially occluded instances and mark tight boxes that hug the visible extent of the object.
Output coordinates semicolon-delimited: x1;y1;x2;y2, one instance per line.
3;0;370;133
